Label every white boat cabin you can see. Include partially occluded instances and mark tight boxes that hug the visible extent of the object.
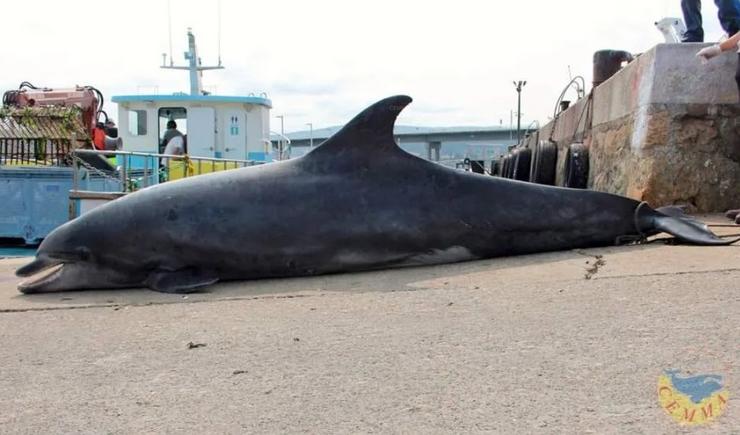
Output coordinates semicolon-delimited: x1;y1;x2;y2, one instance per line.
112;94;272;161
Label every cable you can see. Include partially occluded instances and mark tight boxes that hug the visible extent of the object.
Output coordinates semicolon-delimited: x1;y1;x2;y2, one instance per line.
4;82;41;106
2;90;20;106
217;0;222;65
552;76;586;120
548;76;586;142
83;86;105;122
167;0;174;66
570;92;593;144
18;81;40;90
98;110;109;124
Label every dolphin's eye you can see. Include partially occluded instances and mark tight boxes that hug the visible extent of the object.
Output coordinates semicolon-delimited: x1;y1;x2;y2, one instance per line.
76;247;92;261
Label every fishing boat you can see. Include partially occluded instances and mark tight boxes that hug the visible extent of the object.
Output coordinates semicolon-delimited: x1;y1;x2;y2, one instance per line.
0;30;272;245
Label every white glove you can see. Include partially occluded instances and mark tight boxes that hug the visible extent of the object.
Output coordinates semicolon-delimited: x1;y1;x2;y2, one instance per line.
696;45;722;64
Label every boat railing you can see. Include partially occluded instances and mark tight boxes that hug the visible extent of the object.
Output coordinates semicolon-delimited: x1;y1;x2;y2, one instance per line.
70;149;260;194
270;131;292;160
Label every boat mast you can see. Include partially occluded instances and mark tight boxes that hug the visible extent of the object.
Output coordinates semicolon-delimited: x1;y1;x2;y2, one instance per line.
161;28;224;96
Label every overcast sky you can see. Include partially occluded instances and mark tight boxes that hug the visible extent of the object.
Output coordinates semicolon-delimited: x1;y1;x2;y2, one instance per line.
1;0;727;132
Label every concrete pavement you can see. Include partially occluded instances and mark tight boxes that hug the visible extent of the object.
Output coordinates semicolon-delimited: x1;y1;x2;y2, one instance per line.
0;217;738;433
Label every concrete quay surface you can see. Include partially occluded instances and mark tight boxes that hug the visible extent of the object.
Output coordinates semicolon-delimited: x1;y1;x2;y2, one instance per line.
0;217;738;433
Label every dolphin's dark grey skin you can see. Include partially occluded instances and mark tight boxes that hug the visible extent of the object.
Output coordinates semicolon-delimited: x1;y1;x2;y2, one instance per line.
16;95;735;293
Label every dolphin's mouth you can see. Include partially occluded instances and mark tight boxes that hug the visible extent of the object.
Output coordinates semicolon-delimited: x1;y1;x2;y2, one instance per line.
17;263;65;294
16;252;139;294
16;252;81;294
15;254;63;277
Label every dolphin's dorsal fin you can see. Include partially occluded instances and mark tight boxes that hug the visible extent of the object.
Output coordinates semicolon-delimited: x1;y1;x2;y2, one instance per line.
304;95;412;159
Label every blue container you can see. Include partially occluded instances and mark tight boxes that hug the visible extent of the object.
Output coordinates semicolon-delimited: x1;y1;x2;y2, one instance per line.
0;166;124;243
0;166;74;243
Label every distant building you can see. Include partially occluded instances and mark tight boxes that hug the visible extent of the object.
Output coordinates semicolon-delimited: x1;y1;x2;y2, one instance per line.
273;125;534;163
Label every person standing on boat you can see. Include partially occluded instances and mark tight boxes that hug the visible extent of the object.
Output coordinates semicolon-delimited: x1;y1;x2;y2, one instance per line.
160;132;186;180
681;0;740;42
160;120;185;178
161;120;184;154
163;135;185;156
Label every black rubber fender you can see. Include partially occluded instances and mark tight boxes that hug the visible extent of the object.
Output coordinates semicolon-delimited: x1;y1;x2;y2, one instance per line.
532;141;557;185
564;142;589;188
499;156;507;178
507;150;519;179
501;154;511;178
508;153;517;179
491;160;500;176
513;148;532;181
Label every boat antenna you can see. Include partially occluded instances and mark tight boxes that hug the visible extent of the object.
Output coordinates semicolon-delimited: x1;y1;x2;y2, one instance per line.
167;0;174;66
217;0;222;66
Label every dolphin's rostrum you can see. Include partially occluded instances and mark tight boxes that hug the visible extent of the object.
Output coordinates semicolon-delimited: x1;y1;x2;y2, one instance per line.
16;95;735;293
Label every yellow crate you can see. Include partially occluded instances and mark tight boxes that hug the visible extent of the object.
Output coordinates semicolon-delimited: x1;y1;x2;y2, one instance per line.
167;157;241;180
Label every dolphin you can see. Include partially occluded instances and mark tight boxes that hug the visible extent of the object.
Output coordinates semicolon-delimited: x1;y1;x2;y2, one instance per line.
16;95;736;294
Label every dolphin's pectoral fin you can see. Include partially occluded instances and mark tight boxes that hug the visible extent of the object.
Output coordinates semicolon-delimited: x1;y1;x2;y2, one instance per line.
144;268;219;293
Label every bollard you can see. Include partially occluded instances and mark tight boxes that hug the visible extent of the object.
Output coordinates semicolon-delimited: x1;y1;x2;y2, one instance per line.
593;50;634;87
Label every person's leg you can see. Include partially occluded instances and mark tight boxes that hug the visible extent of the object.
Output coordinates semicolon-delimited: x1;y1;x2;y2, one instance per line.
683;0;705;41
715;0;740;35
736;53;740;101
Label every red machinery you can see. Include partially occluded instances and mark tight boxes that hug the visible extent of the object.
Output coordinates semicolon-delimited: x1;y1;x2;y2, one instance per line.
2;82;119;150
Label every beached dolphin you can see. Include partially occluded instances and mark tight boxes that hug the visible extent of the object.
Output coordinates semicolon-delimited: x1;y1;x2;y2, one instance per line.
16;95;735;293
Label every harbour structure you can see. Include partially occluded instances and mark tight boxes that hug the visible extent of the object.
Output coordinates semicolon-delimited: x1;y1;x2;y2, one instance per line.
496;43;739;212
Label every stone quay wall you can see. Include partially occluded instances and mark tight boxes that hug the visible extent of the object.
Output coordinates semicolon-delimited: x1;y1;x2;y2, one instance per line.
522;43;740;212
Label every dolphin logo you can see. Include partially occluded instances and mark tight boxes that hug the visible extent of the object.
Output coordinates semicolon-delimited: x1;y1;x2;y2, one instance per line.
665;370;724;404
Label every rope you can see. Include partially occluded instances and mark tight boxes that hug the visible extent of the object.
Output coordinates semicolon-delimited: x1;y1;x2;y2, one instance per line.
614;234;648;245
633;201;650;241
182;154;195;176
571;92;594;144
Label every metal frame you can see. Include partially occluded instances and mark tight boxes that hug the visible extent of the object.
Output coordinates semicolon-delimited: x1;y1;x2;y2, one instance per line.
71;149;258;194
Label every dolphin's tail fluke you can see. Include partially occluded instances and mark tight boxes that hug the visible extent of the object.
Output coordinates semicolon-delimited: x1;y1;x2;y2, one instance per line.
639;204;738;245
653;214;734;245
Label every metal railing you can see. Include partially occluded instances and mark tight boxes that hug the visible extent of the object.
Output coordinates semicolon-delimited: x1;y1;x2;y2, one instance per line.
71;149;260;194
0;138;73;166
270;130;292;160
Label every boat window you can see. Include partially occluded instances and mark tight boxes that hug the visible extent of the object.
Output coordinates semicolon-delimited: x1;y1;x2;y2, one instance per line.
158;107;188;153
127;110;147;136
